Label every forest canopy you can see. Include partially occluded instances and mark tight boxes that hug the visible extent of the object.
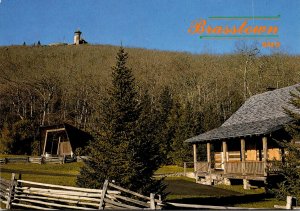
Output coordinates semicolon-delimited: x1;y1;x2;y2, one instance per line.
0;44;299;164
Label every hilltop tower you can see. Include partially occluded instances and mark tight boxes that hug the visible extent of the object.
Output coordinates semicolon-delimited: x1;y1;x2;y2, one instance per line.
74;30;82;45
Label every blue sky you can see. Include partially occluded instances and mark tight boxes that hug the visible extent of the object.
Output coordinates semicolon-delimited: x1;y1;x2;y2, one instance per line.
0;0;299;54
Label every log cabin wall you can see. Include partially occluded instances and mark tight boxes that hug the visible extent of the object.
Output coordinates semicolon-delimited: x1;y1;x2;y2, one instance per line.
267;139;281;160
246;139;258;161
213;139;243;164
227;140;241;162
245;136;281;161
212;136;283;170
213;141;222;167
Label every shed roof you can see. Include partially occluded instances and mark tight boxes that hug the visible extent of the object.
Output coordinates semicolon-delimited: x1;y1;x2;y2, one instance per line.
40;123;93;150
186;84;300;143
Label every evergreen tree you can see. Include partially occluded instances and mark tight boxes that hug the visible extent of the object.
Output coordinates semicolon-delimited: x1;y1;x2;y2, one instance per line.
77;47;165;196
268;87;300;199
155;86;174;164
0;123;13;154
170;102;199;165
277;88;300;199
272;141;300;200
133;91;166;194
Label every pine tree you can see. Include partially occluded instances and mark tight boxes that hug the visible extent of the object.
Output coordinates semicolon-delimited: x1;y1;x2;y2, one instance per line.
168;101;202;165
268;87;300;199
0;123;13;154
77;47;165;196
274;141;300;200
155;86;174;164
277;88;300;199
133;91;166;195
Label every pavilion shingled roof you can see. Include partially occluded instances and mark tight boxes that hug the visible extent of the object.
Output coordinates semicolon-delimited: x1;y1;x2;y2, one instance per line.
185;84;300;143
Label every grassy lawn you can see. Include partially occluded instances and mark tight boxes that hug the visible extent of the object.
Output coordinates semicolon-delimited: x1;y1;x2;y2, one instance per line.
1;162;83;175
0;154;33;158
0;161;285;208
0;172;77;186
155;165;193;174
0;162;83;186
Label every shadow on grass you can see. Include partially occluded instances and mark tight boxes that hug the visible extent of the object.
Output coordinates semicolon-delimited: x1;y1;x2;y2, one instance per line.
164;179;274;209
166;193;272;206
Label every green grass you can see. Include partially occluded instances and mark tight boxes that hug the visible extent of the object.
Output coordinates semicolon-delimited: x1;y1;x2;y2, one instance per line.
164;176;195;182
0;154;33;158
214;184;285;208
155;165;193;174
236;198;285;208
0;172;77;186
163;177;285;208
0;162;82;186
1;162;83;175
215;184;265;195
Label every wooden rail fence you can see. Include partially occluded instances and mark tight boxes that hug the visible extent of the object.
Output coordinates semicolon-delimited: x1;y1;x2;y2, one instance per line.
0;156;78;165
0;173;162;210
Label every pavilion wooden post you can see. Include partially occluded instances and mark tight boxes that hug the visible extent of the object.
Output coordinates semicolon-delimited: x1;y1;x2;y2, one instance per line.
222;140;227;174
281;148;285;163
241;138;246;175
207;142;211;173
262;136;268;176
193;144;197;172
42;131;48;156
57;136;61;156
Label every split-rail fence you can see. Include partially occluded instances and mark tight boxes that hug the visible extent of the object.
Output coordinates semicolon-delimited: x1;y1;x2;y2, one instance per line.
0;173;163;210
0;156;83;164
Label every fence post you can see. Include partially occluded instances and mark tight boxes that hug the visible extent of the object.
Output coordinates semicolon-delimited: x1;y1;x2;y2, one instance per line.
6;173;16;209
286;196;292;209
150;193;156;209
99;180;109;210
41;156;45;164
183;162;186;176
18;173;22;187
286;196;297;209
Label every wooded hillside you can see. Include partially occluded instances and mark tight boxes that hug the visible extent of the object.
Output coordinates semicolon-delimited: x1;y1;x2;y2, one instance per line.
0;44;299;162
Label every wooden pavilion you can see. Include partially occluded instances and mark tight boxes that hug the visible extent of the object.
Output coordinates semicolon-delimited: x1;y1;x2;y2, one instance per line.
185;84;300;187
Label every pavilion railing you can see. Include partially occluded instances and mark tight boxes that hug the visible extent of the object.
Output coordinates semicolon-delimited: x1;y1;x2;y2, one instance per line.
226;161;265;175
194;160;281;176
244;161;264;175
226;162;243;174
195;162;210;173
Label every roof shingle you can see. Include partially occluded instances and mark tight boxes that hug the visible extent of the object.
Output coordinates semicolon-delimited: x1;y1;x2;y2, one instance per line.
186;84;300;143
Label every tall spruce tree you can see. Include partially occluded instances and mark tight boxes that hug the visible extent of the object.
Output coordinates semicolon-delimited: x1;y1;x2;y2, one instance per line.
170;101;199;165
77;47;165;195
273;87;300;199
156;86;174;164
